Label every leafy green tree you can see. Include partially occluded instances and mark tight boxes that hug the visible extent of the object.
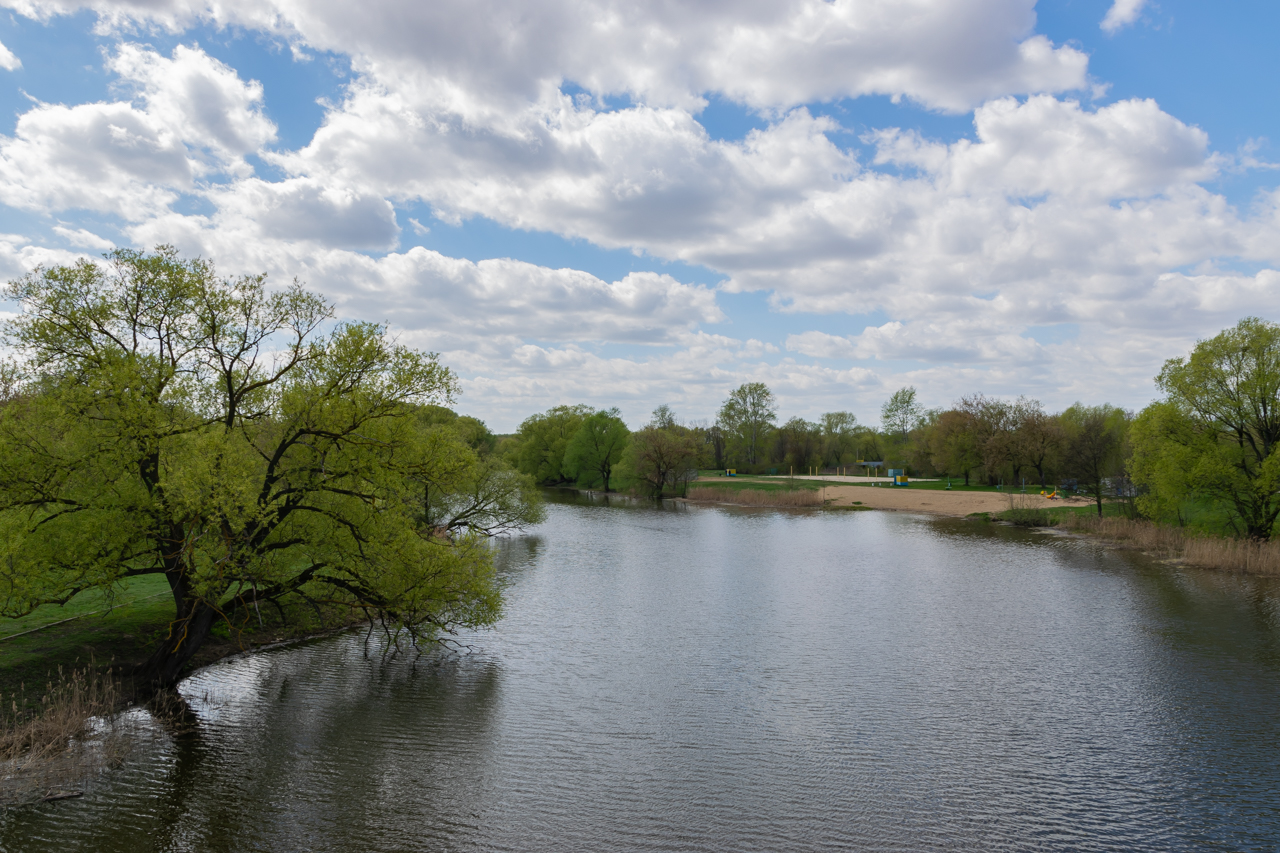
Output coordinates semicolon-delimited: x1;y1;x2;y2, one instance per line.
1013;404;1064;488
880;387;923;439
650;404;677;429
512;404;594;484
621;423;700;498
1061;404;1130;517
0;248;541;687
718;382;776;466
563;408;630;492
774;417;822;471
1128;401;1203;526
415;404;497;456
1132;317;1280;538
820;411;858;467
928;409;982;484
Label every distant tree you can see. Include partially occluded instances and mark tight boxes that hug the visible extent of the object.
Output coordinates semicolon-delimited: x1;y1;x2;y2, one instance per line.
513;404;594;484
718;382;777;466
0;248;542;688
1131;317;1280;539
650;404;677;429
563;408;630;492
880;387;923;440
1061;404;1130;517
704;421;727;470
1013;403;1064;488
820;411;858;466
775;417;822;471
929;409;982;485
622;425;701;498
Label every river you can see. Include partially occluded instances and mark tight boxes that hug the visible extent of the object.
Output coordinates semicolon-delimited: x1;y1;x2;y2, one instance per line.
4;492;1280;851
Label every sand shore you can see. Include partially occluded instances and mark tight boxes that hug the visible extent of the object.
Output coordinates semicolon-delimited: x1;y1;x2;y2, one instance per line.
819;484;1093;516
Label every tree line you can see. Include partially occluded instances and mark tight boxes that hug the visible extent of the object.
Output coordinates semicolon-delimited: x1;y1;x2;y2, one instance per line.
505;317;1280;541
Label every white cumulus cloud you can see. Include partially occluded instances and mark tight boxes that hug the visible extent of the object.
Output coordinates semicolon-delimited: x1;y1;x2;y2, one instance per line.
1101;0;1148;34
0;39;20;70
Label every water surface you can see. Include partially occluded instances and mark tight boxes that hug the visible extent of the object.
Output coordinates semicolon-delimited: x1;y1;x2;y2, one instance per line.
5;494;1280;851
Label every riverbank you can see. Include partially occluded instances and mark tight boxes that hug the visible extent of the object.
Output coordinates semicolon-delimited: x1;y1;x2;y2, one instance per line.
687;477;1094;517
819;484;1094;516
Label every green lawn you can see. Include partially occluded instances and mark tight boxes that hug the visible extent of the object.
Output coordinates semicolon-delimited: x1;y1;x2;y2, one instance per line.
0;575;175;700
1;574;360;707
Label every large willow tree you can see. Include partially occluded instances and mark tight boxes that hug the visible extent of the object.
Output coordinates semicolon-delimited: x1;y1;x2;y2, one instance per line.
0;248;542;686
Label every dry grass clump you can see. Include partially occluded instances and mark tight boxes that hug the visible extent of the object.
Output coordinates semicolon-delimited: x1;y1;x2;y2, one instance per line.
1182;536;1280;575
1;666;133;805
1060;514;1280;575
686;487;824;507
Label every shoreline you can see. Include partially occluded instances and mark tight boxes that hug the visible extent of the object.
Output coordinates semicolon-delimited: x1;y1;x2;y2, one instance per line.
684;481;1094;518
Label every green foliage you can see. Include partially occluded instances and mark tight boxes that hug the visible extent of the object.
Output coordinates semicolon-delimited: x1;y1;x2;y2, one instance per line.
819;411;859;466
1133;317;1280;539
619;424;700;498
998;507;1059;527
414;404;497;456
0;248;541;686
773;417;823;471
563;409;629;491
718;382;777;466
512;404;594;484
1129;401;1203;525
880;386;922;439
1060;403;1131;517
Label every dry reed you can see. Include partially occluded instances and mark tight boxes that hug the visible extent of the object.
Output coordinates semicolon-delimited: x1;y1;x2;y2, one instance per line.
686;486;824;507
1059;514;1280;575
1;666;133;805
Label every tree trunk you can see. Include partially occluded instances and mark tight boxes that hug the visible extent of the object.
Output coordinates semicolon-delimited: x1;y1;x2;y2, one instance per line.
139;573;221;688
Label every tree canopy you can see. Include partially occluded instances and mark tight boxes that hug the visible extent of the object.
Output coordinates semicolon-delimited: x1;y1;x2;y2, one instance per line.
563;409;629;492
1132;317;1280;538
718;382;776;466
0;248;542;687
511;404;594;484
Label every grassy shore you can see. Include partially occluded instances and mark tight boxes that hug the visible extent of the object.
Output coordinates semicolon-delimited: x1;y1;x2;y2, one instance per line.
1;578;363;710
0;576;175;702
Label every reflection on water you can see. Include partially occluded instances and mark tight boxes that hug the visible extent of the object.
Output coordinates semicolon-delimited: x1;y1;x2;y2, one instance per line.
5;495;1280;851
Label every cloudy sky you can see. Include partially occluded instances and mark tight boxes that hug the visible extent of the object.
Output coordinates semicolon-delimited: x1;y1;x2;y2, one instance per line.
0;0;1276;431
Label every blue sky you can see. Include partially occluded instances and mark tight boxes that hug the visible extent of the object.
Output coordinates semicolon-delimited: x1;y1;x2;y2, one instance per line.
0;0;1277;430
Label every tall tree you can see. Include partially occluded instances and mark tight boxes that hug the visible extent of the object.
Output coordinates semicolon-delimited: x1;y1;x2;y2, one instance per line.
820;411;858;467
1132;317;1280;539
718;382;777;466
928;409;982;485
622;425;700;498
512;404;594;484
1013;404;1064;488
774;417;822;471
563;409;630;492
1061;404;1130;517
880;387;923;440
0;248;542;687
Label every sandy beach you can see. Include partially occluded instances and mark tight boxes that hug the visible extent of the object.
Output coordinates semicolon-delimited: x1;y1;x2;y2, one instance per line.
819;484;1092;516
701;475;1094;517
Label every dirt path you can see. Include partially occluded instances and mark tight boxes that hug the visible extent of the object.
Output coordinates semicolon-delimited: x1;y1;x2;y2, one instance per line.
820;485;1094;517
